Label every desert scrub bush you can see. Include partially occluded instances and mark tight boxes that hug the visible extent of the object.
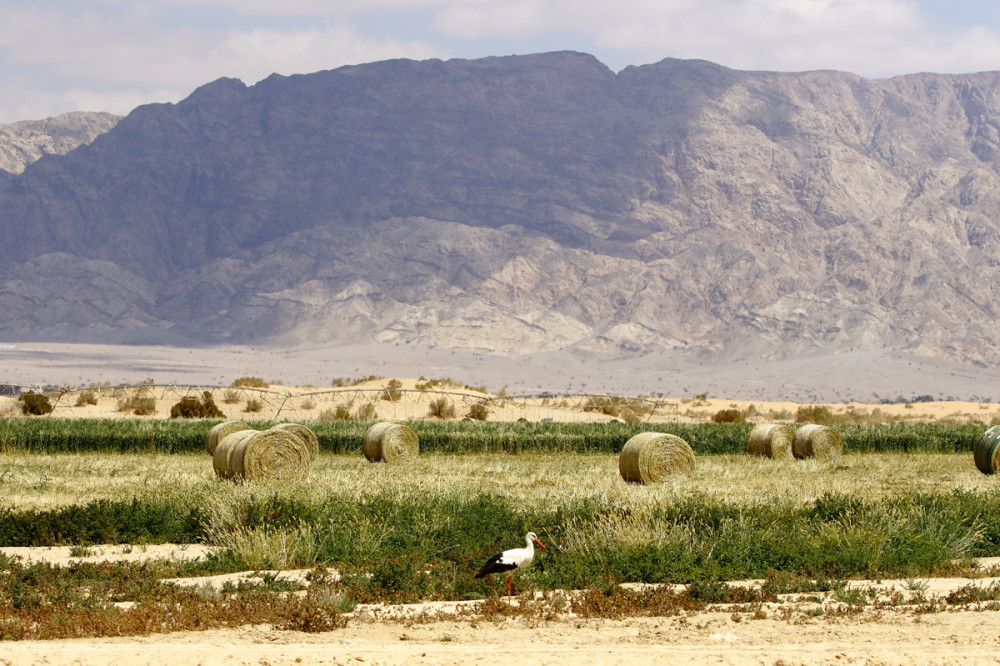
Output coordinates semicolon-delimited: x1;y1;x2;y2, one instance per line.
170;391;225;418
319;403;353;421
300;399;316;410
381;379;403;402
233;377;268;388
584;396;651;422
428;397;456;419
466;401;490;421
711;407;745;423
0;558;348;640
355;403;377;420
796;405;836;424
117;396;156;416
74;391;98;407
244;398;263;413
18;391;53;416
221;389;240;404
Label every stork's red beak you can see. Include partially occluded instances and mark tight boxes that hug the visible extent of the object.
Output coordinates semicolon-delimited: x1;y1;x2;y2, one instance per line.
535;539;547;551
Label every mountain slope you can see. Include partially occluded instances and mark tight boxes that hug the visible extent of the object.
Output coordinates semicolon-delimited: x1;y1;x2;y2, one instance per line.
0;112;120;174
0;52;997;366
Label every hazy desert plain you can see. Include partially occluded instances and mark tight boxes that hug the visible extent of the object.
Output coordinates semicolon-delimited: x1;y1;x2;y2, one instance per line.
3;341;1000;665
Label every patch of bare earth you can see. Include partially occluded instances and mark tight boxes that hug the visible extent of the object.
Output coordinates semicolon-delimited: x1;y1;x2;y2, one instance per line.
1;604;999;665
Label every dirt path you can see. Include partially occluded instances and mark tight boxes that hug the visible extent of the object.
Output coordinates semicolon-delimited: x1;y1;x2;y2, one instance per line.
3;609;1000;665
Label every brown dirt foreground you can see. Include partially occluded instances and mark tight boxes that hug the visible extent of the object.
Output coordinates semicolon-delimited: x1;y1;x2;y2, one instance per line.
2;607;999;666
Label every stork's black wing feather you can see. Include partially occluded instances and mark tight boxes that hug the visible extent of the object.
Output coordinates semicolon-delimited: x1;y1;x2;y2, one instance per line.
475;554;518;578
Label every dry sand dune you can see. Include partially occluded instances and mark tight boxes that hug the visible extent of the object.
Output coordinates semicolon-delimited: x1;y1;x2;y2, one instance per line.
2;342;999;424
3;340;1000;404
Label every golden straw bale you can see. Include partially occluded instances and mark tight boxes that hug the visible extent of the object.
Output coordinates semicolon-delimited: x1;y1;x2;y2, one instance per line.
747;423;795;459
974;425;1000;475
618;432;695;484
273;423;320;460
212;430;254;480
793;424;843;459
205;421;252;455
362;422;419;462
212;428;312;481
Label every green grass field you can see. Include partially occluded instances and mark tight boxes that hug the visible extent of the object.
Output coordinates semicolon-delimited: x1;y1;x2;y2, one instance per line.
1;419;999;640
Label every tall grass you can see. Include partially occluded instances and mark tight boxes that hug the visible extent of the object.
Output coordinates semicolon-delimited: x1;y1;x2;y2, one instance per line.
0;419;984;454
1;451;998;588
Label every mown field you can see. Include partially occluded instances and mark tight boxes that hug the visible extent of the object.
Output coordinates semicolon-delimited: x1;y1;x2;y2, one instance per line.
1;418;999;640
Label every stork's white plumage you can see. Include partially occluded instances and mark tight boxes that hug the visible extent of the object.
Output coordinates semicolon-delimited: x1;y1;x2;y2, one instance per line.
475;531;546;600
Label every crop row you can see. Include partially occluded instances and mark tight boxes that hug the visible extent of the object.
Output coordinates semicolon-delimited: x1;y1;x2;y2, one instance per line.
0;418;984;454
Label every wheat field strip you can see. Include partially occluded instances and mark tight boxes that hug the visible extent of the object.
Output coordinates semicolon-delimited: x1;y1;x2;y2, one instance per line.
0;451;993;513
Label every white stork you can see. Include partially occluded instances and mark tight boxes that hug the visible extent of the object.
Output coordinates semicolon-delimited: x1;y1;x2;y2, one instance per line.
475;531;547;600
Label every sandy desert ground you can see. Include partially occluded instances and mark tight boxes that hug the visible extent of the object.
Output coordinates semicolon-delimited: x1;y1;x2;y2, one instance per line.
2;341;1000;425
2;606;999;665
3;340;1000;404
1;372;998;426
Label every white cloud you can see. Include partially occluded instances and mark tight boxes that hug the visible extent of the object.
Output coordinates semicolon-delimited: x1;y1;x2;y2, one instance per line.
0;1;447;122
434;1;545;38
218;25;444;81
2;0;1000;124
432;0;1000;77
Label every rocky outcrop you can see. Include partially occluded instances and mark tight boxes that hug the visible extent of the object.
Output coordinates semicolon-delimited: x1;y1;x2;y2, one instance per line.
0;53;998;367
0;112;120;174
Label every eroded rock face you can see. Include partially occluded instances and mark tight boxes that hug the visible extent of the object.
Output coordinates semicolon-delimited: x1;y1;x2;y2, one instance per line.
0;53;998;366
0;112;120;174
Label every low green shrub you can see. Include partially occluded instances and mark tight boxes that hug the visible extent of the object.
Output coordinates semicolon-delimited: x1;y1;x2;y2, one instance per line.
1;488;996;588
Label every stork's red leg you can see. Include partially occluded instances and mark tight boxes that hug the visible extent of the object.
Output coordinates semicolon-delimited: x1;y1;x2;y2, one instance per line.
486;574;498;598
506;575;512;604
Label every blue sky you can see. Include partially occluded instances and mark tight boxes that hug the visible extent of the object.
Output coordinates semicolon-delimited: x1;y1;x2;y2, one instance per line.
1;0;999;124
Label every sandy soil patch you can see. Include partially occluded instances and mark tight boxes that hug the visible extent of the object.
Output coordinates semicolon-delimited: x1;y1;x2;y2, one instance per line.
0;543;215;566
2;604;999;665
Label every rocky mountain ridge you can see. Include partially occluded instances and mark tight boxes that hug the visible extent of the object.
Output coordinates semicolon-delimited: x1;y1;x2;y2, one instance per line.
0;52;997;371
0;112;120;174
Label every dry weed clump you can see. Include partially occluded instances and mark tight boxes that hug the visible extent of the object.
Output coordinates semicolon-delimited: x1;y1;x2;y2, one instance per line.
0;559;349;640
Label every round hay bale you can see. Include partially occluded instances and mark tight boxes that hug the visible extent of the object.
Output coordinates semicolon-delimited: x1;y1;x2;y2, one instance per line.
362;422;419;462
212;428;312;481
747;423;795;459
793;424;843;459
273;423;320;460
205;420;253;455
212;430;254;480
618;432;695;484
974;425;1000;475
